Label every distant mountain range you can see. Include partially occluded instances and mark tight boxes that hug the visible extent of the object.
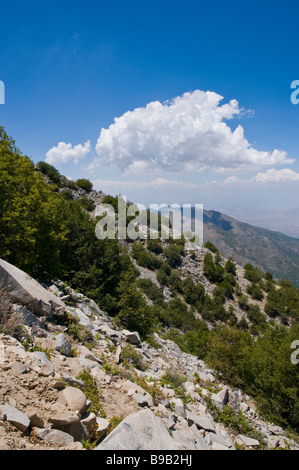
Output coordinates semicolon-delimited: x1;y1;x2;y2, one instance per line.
222;207;299;239
203;210;299;287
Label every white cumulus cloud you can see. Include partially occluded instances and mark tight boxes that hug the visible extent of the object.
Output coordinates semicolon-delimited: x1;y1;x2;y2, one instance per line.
251;168;299;183
92;90;292;173
46;140;91;165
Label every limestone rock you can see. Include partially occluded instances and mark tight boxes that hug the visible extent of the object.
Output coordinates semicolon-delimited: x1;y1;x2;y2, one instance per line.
211;388;229;408
189;424;211;450
237;434;260;448
35;428;74;447
0;258;65;316
55;333;71;357
49;412;80;427
96;417;111;439
95;409;184;450
61;387;87;414
122;329;141;345
80;412;97;432
171;398;186;419
0;404;30;432
186;410;216;433
172;429;197;450
132;392;153;408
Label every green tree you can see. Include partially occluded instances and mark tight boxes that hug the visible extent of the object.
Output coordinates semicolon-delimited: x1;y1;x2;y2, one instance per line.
163;244;184;268
0;127;67;278
36;161;61;185
247;325;299;430
116;273;158;338
206;326;253;387
76;178;93;191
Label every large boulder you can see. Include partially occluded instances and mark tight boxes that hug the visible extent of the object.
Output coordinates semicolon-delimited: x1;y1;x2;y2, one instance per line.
61;387;87;414
95;409;184;450
55;333;72;357
0;404;30;432
186;410;216;433
35;428;74;447
122;329;141;345
211;388;229;409
0;258;65;316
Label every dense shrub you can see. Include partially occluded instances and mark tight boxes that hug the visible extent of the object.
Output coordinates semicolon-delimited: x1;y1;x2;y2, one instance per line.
132;243;162;270
244;263;262;283
163;244;184;268
136;278;164;305
247;283;264;301
76;178;93;192
203;252;225;284
36;161;61;185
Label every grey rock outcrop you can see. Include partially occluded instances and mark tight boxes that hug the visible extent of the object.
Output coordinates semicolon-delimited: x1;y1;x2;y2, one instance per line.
55;333;71;357
95;409;184;450
0;404;30;432
0;258;65;316
35;428;74;447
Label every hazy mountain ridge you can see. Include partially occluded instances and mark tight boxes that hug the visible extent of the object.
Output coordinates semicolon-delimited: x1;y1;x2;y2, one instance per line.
223;207;299;239
203;210;299;287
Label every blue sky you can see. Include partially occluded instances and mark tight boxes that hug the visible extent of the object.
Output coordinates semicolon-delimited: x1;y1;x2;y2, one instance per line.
1;0;299;216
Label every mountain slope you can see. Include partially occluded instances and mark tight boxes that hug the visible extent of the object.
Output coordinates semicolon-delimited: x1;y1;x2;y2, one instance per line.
203;210;299;287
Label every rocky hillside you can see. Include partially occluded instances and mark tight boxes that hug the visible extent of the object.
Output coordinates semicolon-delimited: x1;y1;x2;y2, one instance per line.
0;133;298;452
0;258;298;451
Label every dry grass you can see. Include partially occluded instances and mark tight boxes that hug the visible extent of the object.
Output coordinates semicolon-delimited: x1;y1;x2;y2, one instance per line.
0;287;22;337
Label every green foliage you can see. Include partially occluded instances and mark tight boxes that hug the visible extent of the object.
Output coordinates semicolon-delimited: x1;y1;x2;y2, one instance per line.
238;294;249;311
136;278;164;305
65;179;79;190
163;243;184;268
246;325;299;431
203;252;225;284
36;161;61;185
247;304;267;326
206;326;253;387
101;194;119;212
76;369;106;417
237;317;249;331
206;400;265;445
225;258;237;276
161;297;198;332
2;127;299;434
63;312;95;346
219;277;235;299
0;127;67;278
205;323;299;432
132;243;162;270
135;376;166;405
182;276;205;308
115;272;159;338
156;262;172;286
265;282;299;324
76;178;93;191
163;322;210;359
247;283;264;301
58;196;136;314
201;294;231;324
204;241;220;254
160;369;187;397
78;196;96;212
147;238;163;254
244;263;262;283
120;344;147;371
